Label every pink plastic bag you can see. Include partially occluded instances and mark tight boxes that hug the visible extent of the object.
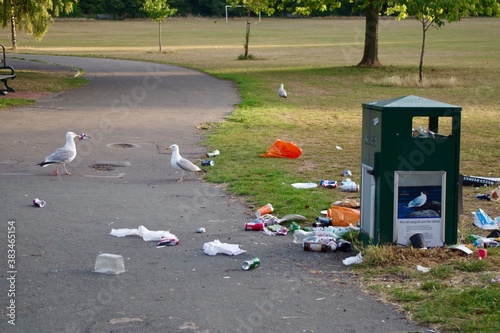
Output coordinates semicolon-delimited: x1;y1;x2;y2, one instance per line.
260;139;302;159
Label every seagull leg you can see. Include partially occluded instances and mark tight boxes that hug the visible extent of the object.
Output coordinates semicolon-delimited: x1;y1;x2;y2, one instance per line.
177;172;185;183
53;165;60;176
63;163;72;175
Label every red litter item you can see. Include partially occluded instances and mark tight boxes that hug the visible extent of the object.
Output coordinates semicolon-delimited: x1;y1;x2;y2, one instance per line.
157;235;179;247
260;139;302;159
244;222;264;231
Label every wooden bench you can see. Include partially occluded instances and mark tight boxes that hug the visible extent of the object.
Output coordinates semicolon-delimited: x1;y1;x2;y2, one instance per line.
0;44;16;95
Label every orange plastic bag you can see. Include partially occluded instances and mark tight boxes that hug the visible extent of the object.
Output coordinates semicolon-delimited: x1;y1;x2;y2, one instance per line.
260;139;302;159
327;206;360;227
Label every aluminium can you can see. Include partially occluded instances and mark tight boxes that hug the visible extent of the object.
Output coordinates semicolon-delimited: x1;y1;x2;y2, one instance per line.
242;258;261;270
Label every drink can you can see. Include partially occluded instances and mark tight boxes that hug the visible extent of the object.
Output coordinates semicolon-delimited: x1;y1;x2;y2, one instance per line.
244;222;264;231
201;160;214;166
340;184;359;192
33;198;46;208
242;258;260;270
319;180;337;189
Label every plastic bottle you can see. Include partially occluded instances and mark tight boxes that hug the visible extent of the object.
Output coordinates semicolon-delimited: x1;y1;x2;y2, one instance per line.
304;242;335;252
293;229;338;244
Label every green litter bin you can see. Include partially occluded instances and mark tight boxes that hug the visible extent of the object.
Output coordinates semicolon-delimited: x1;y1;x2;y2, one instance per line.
360;95;461;247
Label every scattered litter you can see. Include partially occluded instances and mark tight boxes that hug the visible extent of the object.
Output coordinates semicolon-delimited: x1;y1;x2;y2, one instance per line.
110;225;178;242
93;253;125;274
255;203;274;217
332;198;360;208
201;160;214;166
242;258;260;270
327;205;360;227
33;198;46;208
206;149;220;157
342;169;352;177
478;248;487;260
462;175;499;187
339;179;359;192
416;265;431;273
320;179;337;188
472;209;500;230
291;182;318;189
409;233;427;249
157;235;180;247
260;139;302;159
335;145;343;150
448;244;473;254
490;276;500;284
475;187;500;202
262;225;288;236
203;239;246;256
79;133;92;141
195;227;206;233
276;214;307;224
342;252;363;265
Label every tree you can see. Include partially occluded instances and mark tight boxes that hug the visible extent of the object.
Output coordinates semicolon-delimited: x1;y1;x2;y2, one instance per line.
387;0;500;83
227;0;278;59
0;0;76;50
142;0;177;53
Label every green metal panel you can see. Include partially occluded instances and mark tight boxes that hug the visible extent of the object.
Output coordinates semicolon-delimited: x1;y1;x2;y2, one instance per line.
360;95;461;246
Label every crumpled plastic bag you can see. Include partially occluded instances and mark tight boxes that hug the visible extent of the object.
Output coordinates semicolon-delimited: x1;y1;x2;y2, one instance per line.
342;252;363;265
327;206;361;227
203;239;246;256
260;139;302;159
472;209;500;230
110;225;178;242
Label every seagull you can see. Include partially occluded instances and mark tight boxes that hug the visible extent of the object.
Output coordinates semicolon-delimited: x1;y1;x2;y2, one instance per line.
37;132;88;176
278;83;287;98
407;192;428;208
166;144;206;182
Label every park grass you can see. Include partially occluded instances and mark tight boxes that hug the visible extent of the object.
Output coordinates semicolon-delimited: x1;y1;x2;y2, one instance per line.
3;17;500;332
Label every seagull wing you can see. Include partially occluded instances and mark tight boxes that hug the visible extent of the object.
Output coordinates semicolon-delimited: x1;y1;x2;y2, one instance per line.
176;157;203;173
42;146;76;165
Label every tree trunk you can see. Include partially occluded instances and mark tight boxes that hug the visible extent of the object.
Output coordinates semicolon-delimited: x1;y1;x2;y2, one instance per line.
158;21;162;53
244;20;250;58
419;21;426;84
10;12;17;51
357;2;381;67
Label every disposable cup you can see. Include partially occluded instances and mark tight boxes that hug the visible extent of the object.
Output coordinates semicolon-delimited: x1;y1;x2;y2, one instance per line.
255;203;273;218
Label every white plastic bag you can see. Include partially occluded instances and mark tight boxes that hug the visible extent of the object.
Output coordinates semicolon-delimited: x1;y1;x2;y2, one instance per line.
342;252;363;265
203;240;246;256
472;209;500;230
110;225;177;242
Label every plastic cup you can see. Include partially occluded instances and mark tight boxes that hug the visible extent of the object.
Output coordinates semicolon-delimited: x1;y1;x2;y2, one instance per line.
409;233;427;249
255;203;273;217
478;248;487;260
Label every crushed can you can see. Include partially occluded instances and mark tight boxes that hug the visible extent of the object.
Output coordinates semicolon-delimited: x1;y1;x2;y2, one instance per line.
244;222;264;231
33;198;46;208
242;258;260;270
201;160;214;166
319;180;337;189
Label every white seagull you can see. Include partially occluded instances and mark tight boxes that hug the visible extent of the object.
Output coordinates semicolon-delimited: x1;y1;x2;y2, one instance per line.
407;192;428;208
37;132;88;176
166;144;206;182
278;83;287;98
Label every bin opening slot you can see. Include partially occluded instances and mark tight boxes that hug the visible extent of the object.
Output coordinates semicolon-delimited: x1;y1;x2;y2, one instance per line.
412;116;452;138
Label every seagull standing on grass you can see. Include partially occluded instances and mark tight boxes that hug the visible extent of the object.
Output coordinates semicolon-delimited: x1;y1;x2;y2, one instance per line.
37;132;88;176
166;144;206;182
278;83;287;98
407;192;428;208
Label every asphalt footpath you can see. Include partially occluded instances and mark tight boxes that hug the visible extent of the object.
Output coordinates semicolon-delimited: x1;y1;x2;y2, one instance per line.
0;55;429;333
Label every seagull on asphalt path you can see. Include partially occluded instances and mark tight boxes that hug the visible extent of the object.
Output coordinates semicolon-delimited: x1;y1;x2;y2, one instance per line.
166;144;205;182
37;132;89;176
407;192;428;208
278;83;287;98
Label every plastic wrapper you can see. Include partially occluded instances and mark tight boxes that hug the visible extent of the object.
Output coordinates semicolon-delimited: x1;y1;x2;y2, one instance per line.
260;139;302;159
203;239;246;256
342;252;363;265
327;206;361;227
110;225;178;242
472;209;500;230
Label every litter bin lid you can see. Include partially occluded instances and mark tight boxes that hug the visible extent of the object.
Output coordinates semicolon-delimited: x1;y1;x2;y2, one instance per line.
363;95;461;110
